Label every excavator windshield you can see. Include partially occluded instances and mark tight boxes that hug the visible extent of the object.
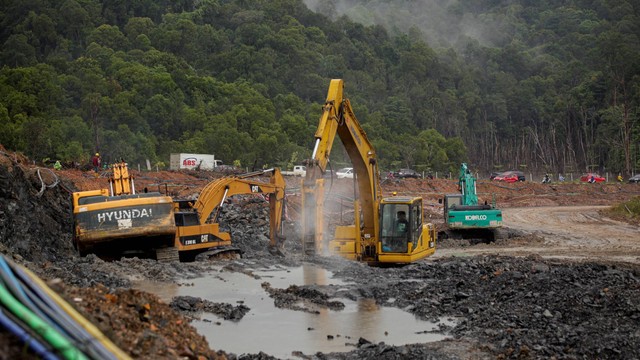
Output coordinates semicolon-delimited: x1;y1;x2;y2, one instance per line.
379;198;423;253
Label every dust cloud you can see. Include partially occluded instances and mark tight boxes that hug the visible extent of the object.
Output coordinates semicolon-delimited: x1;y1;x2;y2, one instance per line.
302;0;510;48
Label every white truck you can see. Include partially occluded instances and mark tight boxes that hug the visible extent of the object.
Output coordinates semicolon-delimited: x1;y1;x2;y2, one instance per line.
170;153;222;170
281;165;306;177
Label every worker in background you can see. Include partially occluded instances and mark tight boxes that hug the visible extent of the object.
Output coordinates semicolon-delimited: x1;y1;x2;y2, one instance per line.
617;174;623;182
91;152;101;173
53;160;62;170
542;173;551;184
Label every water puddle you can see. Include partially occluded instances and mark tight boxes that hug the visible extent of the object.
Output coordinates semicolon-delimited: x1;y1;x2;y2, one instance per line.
135;263;452;359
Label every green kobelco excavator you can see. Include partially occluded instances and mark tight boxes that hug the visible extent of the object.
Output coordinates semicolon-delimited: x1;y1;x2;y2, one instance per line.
440;163;503;240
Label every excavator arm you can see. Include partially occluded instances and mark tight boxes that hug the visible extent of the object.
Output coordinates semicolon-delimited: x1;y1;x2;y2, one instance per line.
302;79;382;255
459;163;479;206
192;168;286;247
173;168;287;260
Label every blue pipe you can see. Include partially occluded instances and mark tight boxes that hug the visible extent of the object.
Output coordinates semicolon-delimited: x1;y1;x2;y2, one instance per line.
0;308;60;360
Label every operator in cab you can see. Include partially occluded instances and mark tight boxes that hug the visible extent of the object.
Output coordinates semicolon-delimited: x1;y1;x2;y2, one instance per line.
382;210;409;252
396;211;409;234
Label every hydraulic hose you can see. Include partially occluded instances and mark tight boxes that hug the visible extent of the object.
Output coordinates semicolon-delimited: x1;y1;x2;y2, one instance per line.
0;282;88;360
14;265;132;360
36;167;60;197
0;308;60;360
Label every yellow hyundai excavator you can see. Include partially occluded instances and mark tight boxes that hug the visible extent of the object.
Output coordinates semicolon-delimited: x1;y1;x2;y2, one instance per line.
172;168;287;261
72;165;286;262
302;79;436;265
71;162;177;259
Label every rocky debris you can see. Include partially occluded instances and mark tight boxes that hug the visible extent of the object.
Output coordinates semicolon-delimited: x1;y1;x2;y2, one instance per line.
59;283;228;360
218;196;303;258
261;283;345;314
309;339;468;360
171;295;250;321
323;255;640;359
0;151;76;263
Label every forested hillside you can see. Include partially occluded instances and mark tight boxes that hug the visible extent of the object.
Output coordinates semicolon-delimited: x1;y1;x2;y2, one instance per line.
1;0;638;175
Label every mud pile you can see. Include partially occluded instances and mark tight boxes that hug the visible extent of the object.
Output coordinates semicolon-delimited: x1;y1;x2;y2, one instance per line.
0;151;76;263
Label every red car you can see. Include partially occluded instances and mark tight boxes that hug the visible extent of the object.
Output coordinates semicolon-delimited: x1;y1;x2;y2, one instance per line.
492;171;525;183
580;173;606;183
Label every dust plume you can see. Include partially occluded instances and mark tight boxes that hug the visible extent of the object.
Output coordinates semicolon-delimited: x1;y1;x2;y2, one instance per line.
302;0;513;48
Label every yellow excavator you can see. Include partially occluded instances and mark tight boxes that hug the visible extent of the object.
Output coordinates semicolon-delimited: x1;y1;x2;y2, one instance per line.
302;79;436;265
71;162;177;259
172;168;287;261
72;164;286;262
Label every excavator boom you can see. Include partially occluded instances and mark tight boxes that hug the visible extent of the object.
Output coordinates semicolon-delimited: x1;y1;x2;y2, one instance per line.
303;79;381;257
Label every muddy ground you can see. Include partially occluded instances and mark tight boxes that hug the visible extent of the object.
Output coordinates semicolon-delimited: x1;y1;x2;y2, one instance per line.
1;149;640;359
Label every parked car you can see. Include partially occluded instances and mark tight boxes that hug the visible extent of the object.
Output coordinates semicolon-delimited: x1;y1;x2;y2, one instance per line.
492;170;525;183
580;173;606;183
394;168;421;179
281;165;306;177
628;174;640;183
336;167;354;179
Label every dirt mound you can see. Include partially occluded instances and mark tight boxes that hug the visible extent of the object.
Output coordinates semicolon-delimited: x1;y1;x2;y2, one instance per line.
0;150;76;263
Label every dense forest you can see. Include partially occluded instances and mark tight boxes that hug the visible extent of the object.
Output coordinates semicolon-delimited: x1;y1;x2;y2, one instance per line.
1;0;638;176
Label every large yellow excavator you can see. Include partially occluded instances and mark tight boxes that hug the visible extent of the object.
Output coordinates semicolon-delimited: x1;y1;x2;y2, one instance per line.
302;79;436;265
72;165;286;262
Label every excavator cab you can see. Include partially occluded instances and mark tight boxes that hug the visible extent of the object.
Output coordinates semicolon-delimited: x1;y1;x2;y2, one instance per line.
380;203;412;253
376;196;436;263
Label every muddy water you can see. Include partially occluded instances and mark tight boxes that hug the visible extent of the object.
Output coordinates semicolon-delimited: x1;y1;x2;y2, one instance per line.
136;263;451;359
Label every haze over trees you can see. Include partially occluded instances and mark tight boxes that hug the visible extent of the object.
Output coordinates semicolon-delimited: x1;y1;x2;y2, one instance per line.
1;0;638;176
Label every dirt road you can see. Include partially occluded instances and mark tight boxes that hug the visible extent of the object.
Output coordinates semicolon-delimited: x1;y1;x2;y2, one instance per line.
434;206;640;264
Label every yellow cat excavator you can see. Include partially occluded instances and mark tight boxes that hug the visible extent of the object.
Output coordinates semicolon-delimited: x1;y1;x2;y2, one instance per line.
302;79;436;265
72;164;286;262
172;168;287;261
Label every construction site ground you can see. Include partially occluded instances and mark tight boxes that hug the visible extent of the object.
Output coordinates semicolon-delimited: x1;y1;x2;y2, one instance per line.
1;152;640;359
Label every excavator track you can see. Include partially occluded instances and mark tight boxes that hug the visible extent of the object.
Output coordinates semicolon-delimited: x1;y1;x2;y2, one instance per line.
194;246;242;261
155;246;180;263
